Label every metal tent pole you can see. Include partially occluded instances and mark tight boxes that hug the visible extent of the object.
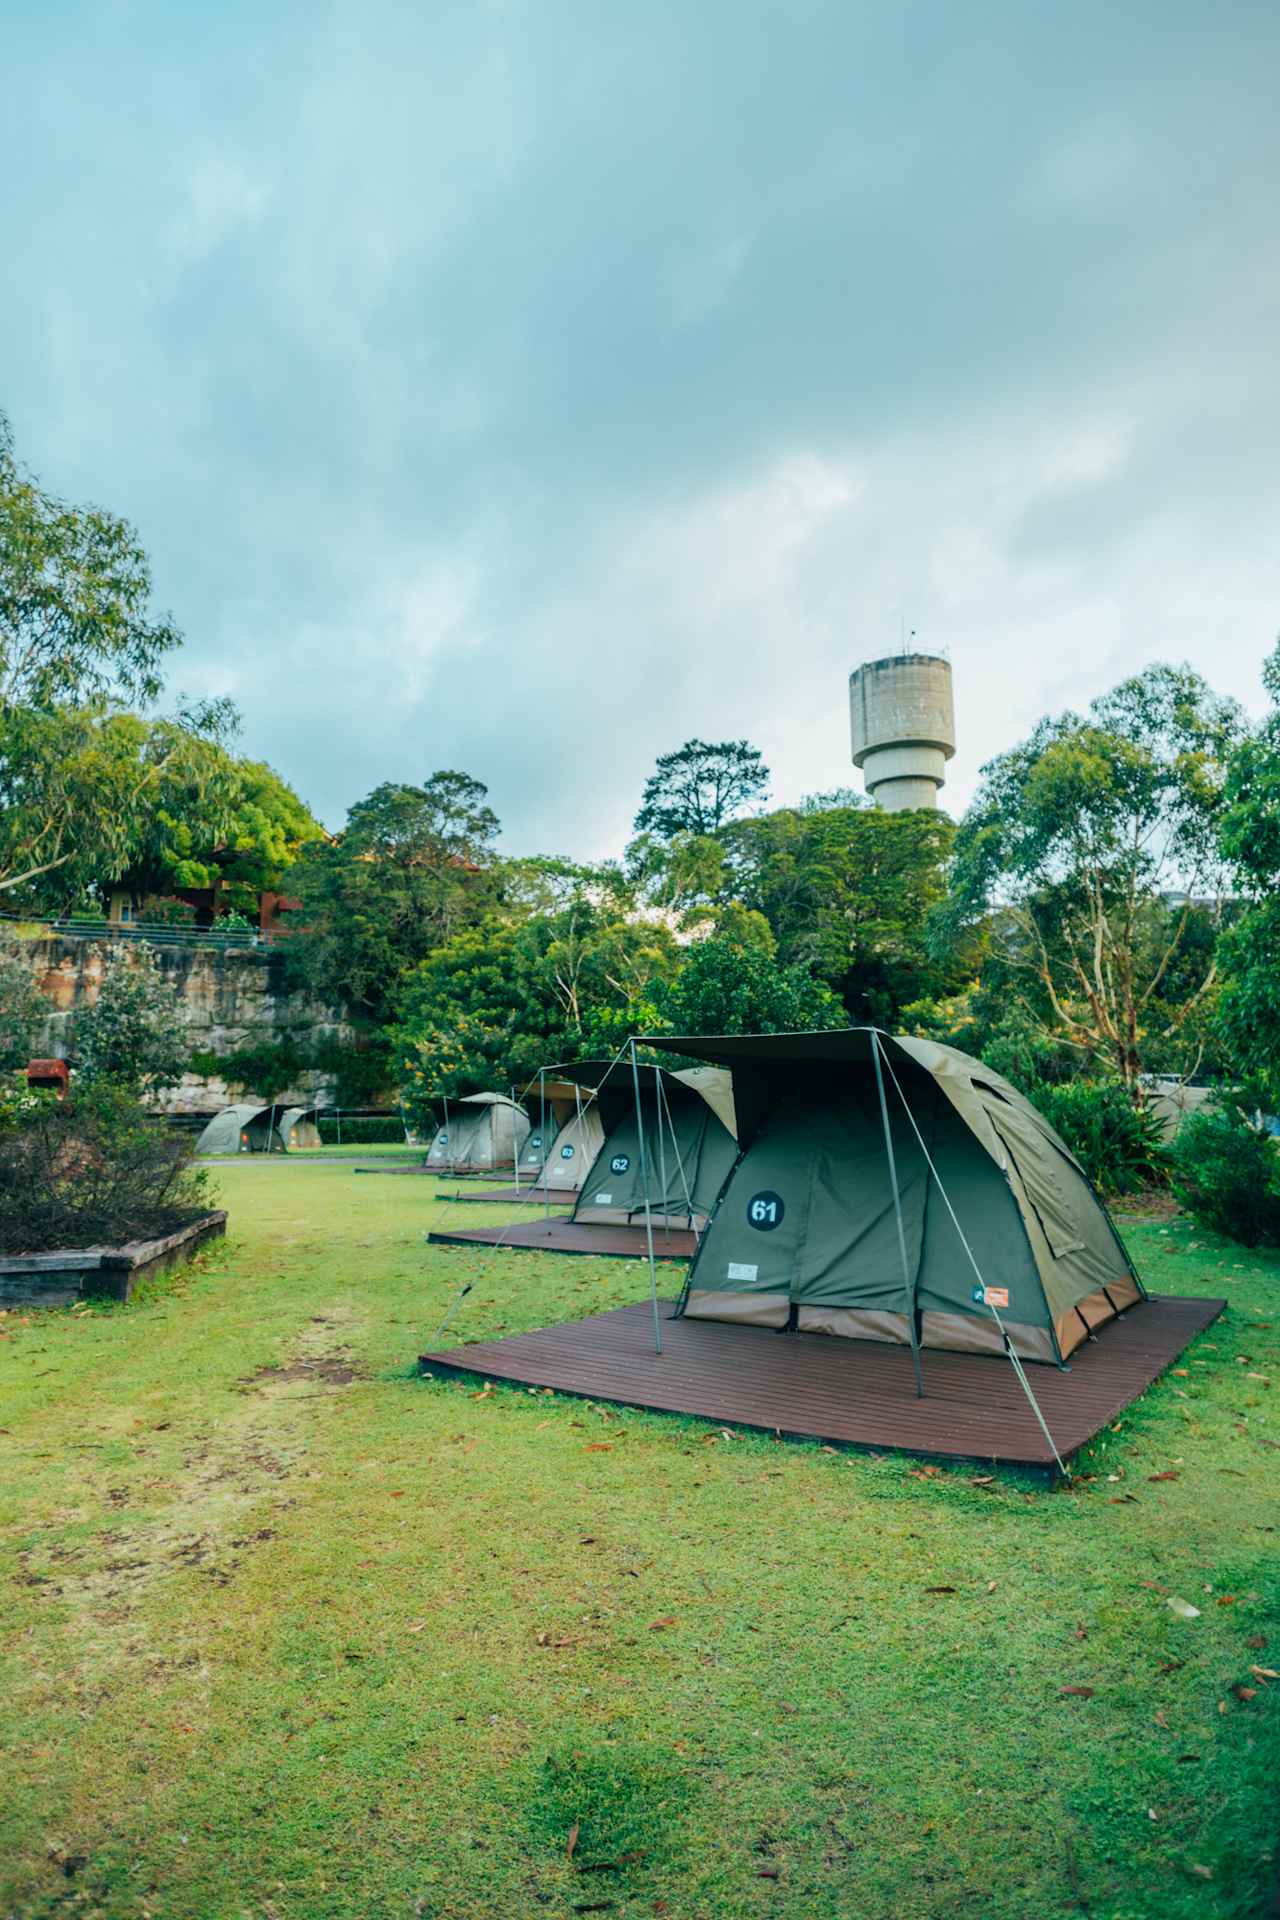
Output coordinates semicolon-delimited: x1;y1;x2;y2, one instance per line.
541;1069;550;1225
441;1092;451;1176
511;1084;520;1193
877;1045;1069;1478
652;1066;669;1239
629;1038;662;1355
872;1033;924;1398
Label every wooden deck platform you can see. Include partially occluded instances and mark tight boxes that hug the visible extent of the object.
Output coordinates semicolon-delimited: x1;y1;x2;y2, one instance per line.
441;1185;581;1206
419;1293;1225;1469
427;1218;699;1259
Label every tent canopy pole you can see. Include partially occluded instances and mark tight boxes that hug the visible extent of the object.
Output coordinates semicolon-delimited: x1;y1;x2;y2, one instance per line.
629;1038;663;1354
871;1033;924;1398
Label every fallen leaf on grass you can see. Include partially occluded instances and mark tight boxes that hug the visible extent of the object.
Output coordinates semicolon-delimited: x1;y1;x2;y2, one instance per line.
756;1866;780;1879
1153;1710;1168;1728
1166;1597;1201;1620
1072;1624;1089;1641
566;1820;579;1861
1141;1580;1169;1594
649;1617;677;1631
1189;1864;1213;1881
1216;1594;1238;1606
1156;1660;1185;1676
1246;1634;1267;1649
1231;1685;1258;1702
986;1581;998;1593
1059;1686;1094;1698
584;1443;613;1453
1148;1471;1180;1482
1250;1665;1279;1681
405;1621;428;1635
923;1586;957;1595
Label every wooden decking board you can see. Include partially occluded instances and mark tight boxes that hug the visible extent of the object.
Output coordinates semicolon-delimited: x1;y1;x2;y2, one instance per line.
419;1294;1225;1468
441;1185;581;1206
427;1219;699;1259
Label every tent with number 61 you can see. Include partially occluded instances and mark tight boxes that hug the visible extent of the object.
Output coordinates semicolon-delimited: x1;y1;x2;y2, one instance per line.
639;1029;1145;1371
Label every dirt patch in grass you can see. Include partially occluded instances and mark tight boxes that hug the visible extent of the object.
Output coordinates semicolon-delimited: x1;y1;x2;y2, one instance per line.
237;1355;359;1389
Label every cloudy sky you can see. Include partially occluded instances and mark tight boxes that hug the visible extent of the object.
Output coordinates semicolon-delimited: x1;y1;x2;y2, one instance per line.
4;1;1278;856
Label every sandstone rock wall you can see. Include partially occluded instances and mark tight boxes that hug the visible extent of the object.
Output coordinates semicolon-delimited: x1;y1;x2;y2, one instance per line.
7;935;351;1114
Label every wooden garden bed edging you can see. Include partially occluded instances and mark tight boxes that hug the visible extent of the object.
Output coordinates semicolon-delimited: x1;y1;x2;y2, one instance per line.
0;1210;227;1309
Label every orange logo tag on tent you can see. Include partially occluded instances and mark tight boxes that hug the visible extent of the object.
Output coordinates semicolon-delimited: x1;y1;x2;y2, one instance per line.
982;1286;1009;1308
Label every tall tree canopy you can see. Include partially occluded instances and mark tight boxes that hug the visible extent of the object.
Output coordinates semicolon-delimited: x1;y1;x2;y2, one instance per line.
723;804;959;1022
0;411;183;711
0;409;238;908
288;771;502;1023
934;664;1240;1092
1217;640;1280;1105
633;738;769;840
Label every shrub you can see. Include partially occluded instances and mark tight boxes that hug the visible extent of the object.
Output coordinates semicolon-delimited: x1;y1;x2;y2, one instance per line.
75;949;187;1094
316;1113;405;1145
1035;1078;1169;1195
0;948;47;1068
0;1085;209;1254
1170;1105;1280;1245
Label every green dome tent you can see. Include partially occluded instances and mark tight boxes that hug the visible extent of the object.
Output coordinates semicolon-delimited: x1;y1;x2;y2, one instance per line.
559;1059;738;1231
195;1103;285;1156
519;1079;606;1193
642;1029;1144;1367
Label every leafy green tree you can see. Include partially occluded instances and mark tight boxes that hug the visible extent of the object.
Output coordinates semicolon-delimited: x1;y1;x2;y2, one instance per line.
0;409;240;907
0;701;239;908
1217;640;1280;1106
289;772;501;1023
0;947;47;1067
649;932;844;1037
934;665;1240;1095
633;739;769;840
392;903;680;1111
75;949;188;1094
723;803;958;1022
121;756;323;908
0;410;183;711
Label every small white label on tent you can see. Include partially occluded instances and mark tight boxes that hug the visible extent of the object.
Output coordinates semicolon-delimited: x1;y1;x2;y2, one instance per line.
982;1286;1009;1308
594;1192;613;1205
727;1262;759;1282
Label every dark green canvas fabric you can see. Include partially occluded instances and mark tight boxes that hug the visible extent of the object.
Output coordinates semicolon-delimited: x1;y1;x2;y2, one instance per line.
686;1080;930;1310
573;1089;737;1224
519;1110;560;1170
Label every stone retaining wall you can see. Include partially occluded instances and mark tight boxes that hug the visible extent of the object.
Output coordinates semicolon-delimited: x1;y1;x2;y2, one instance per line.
4;933;350;1114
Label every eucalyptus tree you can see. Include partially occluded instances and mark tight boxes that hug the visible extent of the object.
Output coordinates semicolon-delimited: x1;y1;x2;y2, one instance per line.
934;665;1240;1094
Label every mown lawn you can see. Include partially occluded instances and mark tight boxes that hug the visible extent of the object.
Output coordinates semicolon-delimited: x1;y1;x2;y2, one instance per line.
1;1165;1275;1919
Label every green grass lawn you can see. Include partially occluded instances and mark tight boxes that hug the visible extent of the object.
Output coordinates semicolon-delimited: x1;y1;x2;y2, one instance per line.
1;1167;1275;1919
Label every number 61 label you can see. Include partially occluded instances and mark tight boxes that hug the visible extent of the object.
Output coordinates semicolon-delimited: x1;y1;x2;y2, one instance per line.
747;1191;785;1231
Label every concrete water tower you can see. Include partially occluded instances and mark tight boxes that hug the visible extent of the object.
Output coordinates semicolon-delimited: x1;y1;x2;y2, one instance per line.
849;651;956;810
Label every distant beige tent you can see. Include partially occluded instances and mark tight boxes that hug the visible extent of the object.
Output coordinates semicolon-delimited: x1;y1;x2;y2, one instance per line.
278;1106;322;1150
195;1103;284;1155
424;1093;530;1172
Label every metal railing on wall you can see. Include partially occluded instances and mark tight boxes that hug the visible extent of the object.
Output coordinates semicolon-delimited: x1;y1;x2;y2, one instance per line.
0;912;290;953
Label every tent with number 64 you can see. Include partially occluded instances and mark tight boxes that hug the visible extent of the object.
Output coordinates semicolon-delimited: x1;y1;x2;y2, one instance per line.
639;1029;1145;1369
